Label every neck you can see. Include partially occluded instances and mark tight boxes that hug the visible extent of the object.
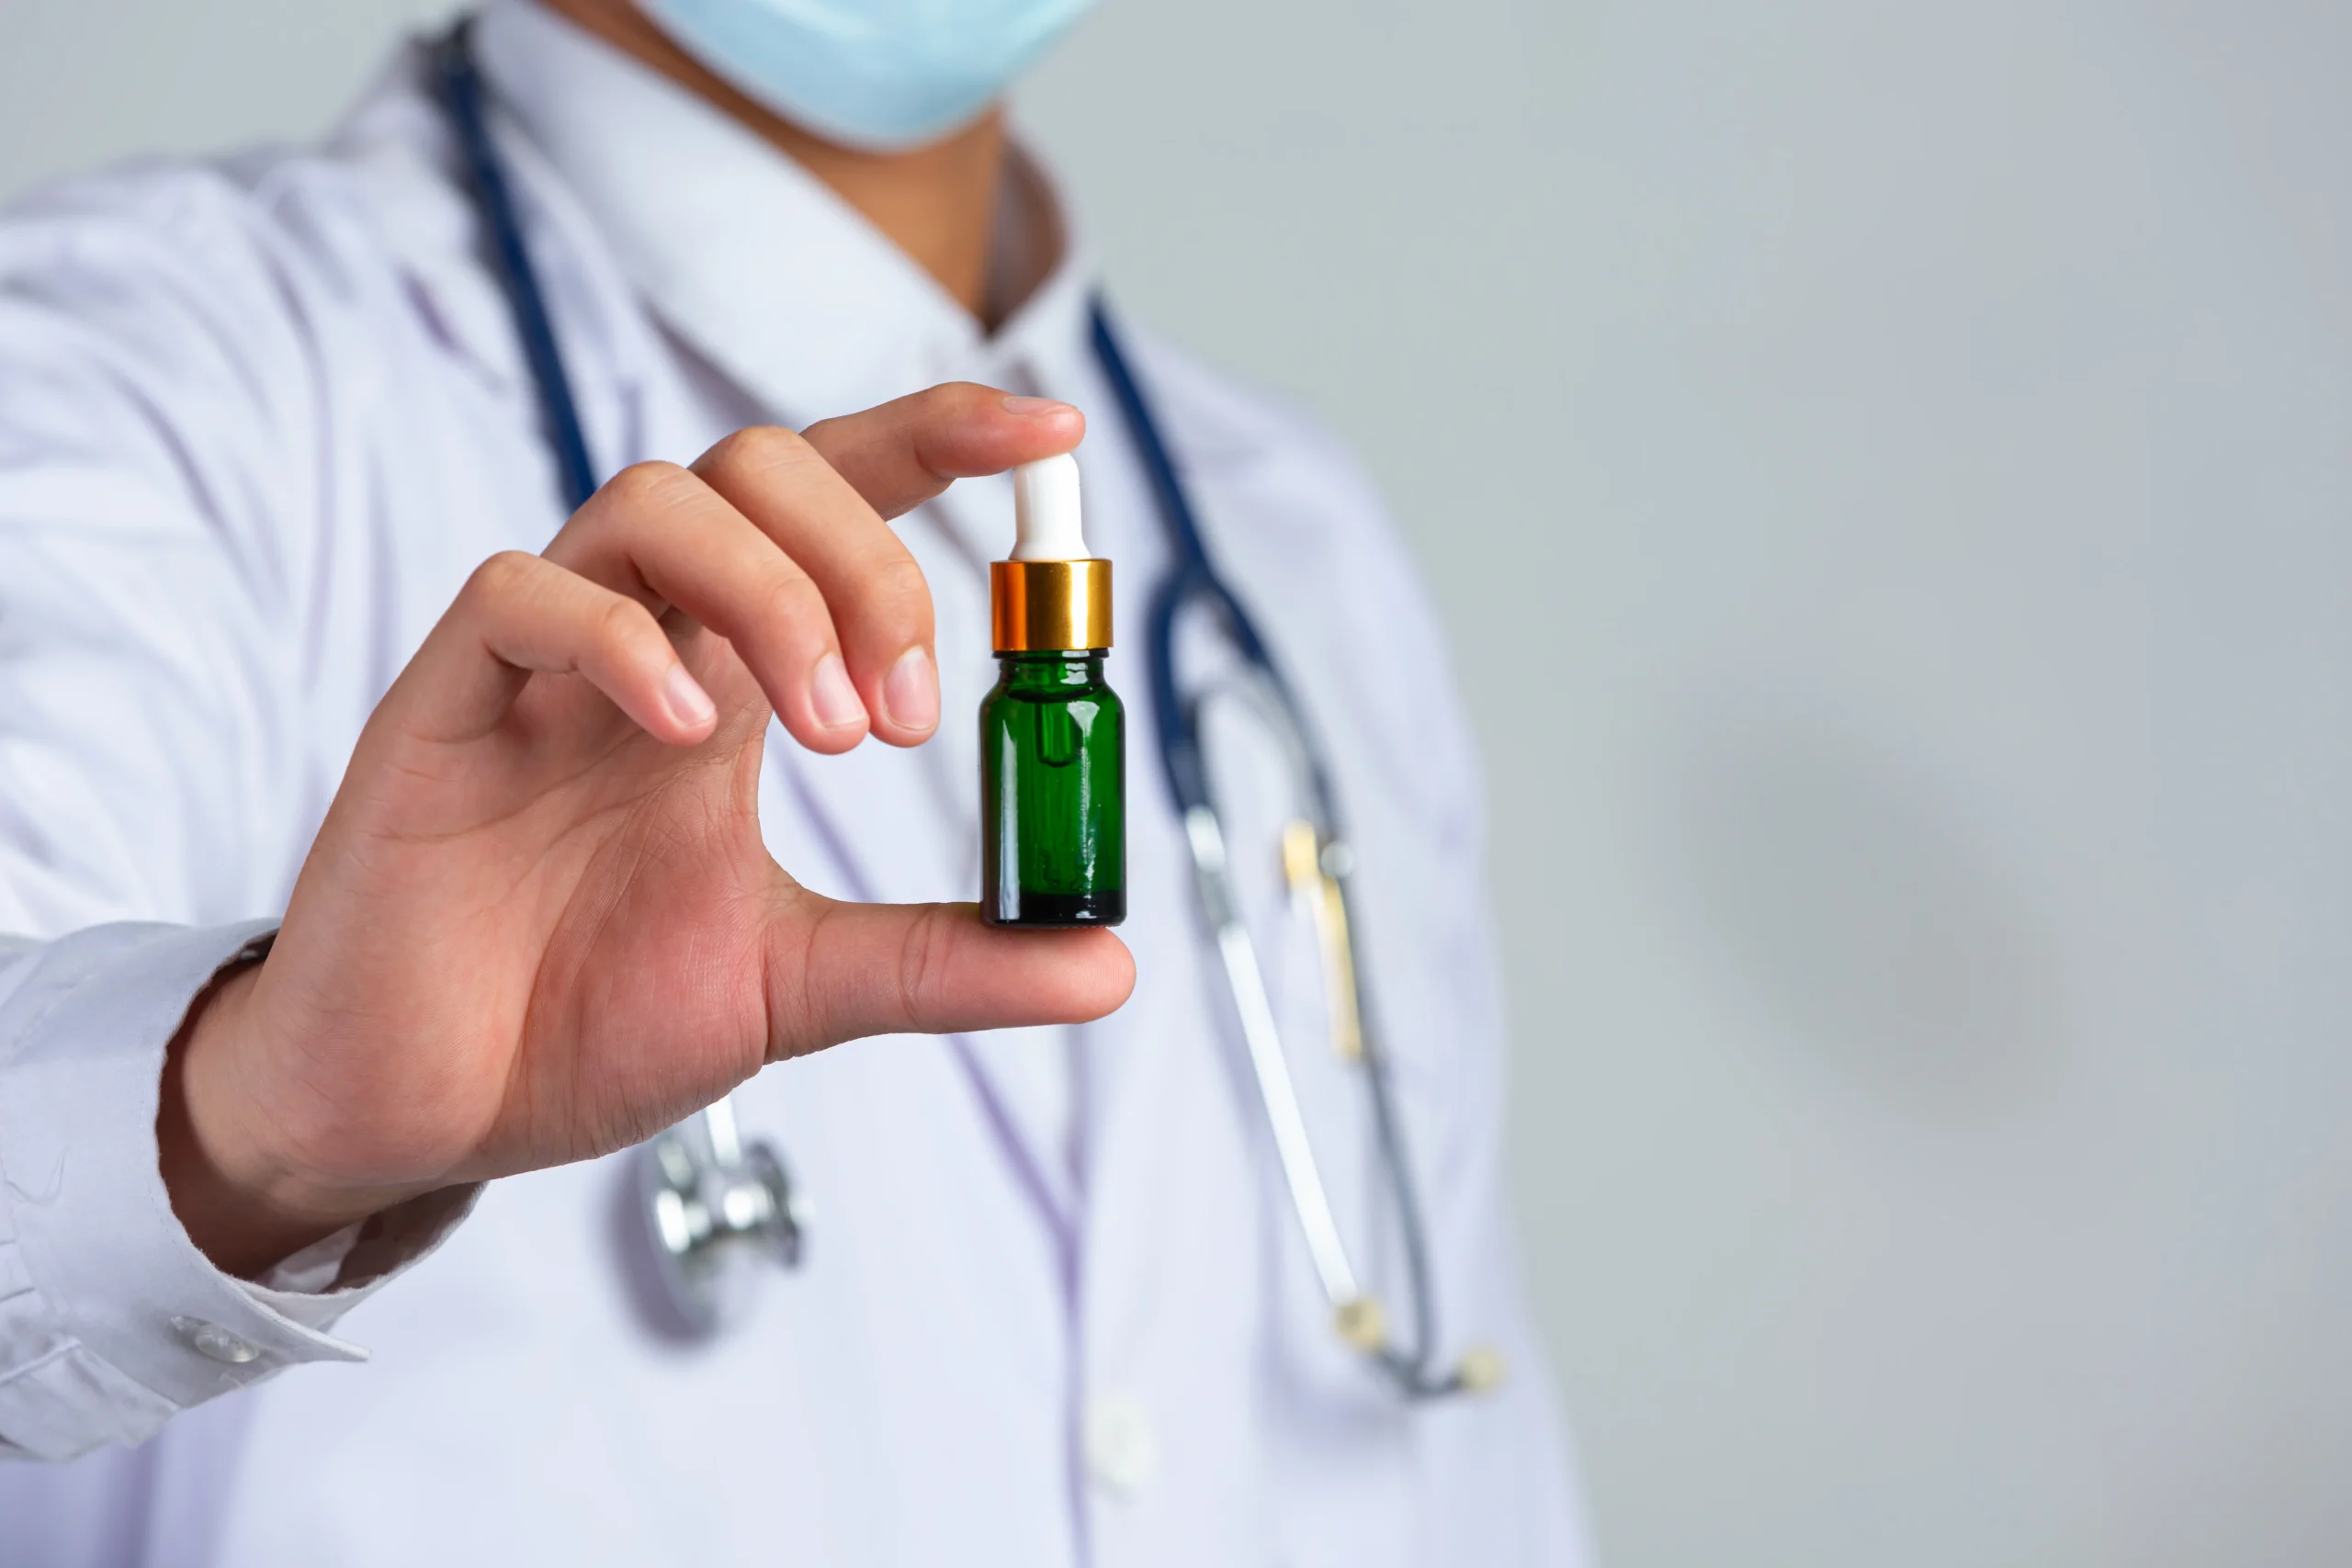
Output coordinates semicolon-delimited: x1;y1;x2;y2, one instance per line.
538;0;1021;323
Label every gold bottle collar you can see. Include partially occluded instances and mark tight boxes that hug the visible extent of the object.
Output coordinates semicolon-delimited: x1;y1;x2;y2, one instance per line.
991;558;1113;652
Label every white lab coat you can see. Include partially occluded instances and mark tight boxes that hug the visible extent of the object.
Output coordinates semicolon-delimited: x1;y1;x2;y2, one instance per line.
0;5;1589;1563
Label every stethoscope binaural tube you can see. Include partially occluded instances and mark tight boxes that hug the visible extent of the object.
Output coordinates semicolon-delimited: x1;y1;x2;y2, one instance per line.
1091;305;1497;1400
435;22;804;1338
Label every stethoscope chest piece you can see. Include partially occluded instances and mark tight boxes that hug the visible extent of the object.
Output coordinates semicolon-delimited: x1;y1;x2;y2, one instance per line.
637;1099;805;1337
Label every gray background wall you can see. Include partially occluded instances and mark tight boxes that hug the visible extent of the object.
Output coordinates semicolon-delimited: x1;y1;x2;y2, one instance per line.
5;2;2348;1563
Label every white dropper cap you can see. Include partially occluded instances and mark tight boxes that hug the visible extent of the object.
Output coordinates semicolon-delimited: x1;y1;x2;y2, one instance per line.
1009;454;1090;560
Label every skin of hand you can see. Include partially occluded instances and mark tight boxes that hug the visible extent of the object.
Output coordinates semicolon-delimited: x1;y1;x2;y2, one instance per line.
156;386;1135;1277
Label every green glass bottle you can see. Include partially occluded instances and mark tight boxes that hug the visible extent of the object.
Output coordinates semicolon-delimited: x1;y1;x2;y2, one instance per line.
980;652;1124;926
980;455;1124;928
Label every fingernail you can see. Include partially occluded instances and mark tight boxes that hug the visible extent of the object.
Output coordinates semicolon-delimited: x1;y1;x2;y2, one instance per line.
663;664;715;729
1001;395;1071;417
882;646;939;734
809;652;866;730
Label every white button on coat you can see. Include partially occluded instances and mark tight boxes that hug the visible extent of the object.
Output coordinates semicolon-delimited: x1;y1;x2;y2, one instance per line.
174;1318;260;1366
1083;1390;1160;1497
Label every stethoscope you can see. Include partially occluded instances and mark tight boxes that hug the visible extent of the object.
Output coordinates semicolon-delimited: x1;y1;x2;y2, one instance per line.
435;22;1494;1397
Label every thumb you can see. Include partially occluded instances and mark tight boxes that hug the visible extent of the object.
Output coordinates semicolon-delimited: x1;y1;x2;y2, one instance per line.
764;893;1136;1055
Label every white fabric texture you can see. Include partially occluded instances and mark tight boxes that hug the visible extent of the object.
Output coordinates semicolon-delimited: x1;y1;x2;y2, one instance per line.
0;2;1590;1562
0;923;468;1461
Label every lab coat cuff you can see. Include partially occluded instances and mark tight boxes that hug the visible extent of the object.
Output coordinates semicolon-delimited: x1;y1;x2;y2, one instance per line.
235;1183;481;1333
0;920;457;1459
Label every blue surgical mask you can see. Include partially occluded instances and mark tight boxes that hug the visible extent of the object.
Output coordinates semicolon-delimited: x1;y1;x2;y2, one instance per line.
637;0;1097;152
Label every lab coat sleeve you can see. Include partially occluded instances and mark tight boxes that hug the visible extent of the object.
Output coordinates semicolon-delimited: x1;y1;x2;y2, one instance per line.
0;167;474;1461
0;923;478;1462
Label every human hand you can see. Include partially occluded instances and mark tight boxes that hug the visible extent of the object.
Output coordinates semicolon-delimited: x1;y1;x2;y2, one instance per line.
158;386;1132;1275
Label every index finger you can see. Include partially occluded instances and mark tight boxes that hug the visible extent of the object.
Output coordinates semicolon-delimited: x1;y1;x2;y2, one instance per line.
798;383;1086;521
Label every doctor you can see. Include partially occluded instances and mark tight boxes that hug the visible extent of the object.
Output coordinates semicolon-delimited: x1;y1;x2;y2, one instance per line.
0;0;1589;1562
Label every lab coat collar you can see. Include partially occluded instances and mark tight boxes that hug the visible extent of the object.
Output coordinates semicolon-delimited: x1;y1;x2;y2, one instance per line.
469;0;1100;440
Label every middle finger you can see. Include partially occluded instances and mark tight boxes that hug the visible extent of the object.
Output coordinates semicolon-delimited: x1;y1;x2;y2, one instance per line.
692;424;939;746
547;460;870;753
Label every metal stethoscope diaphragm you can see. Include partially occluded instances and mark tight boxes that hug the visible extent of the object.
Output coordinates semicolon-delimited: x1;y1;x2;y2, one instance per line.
637;1096;806;1335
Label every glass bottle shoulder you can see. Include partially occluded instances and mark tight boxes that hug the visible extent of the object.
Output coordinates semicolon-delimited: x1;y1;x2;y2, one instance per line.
984;653;1121;705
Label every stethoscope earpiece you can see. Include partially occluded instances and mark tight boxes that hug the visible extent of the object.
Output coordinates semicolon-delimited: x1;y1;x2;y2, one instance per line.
1453;1346;1508;1395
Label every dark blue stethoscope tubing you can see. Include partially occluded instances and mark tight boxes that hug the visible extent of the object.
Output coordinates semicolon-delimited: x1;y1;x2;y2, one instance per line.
434;25;1455;1398
1085;307;1346;834
435;22;599;515
1087;310;1452;1395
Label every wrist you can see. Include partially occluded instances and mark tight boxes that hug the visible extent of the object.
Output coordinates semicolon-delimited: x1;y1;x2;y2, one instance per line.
157;959;387;1278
